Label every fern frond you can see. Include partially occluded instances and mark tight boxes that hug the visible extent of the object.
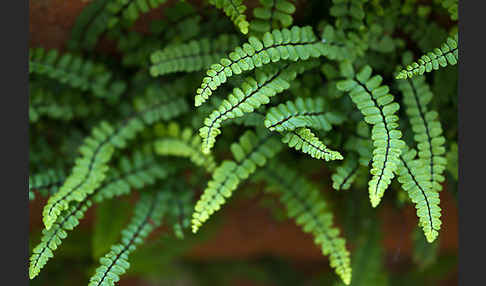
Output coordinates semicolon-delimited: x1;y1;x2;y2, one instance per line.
332;154;360;191
396;34;458;79
29;150;168;279
439;0;458;20
166;181;194;239
250;0;296;35
337;65;405;207
263;162;352;285
88;192;167;286
29;48;126;100
150;34;240;76
192;130;283;233
154;122;217;172
199;60;317;153
396;145;441;243
264;97;344;132
330;0;366;31
282;127;343;161
42;91;187;229
397;76;447;192
112;0;169;27
194;26;330;106
209;0;250;34
29;169;66;200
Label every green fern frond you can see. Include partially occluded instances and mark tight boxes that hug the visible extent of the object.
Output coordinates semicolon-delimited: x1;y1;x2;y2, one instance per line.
166;181;194;239
396;145;441;243
209;0;250;34
332;154;360;191
263;162;352;285
330;0;366;31
250;0;296;35
194;26;330;106
113;0;169;27
29;150;168;279
396;34;458;79
397;76;447;192
88;192;167;286
192;130;283;233
154;122;217;172
264;97;345;132
337;65;405;207
150;34;240;76
439;0;458;20
282;127;343;161
29;169;66;201
42;91;187;229
199;60;317;153
29;48;126;100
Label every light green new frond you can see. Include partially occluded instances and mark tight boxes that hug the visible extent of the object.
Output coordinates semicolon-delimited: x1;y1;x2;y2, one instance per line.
282;127;343;161
396;34;458;79
397;76;447;192
150;34;240;76
332;154;360;191
154;122;217;172
330;0;367;31
192;130;283;233
337;65;405;207
263;162;352;285
29;169;66;201
29;150;168;280
88;192;167;286
42;91;187;229
199;60;318;154
195;26;329;106
29;48;126;100
397;145;441;243
209;0;250;34
264;97;345;132
250;0;296;35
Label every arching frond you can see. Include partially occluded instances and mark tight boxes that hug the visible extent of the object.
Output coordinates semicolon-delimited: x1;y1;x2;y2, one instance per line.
88;192;168;286
29;48;126;100
192;130;283;233
199;60;318;153
264;97;345;132
396;145;441;243
29;168;66;201
282;127;343;161
332;154;360;191
397;76;447;192
209;0;250;34
263;162;352;285
337;65;405;207
150;34;240;76
396;34;458;79
194;26;331;106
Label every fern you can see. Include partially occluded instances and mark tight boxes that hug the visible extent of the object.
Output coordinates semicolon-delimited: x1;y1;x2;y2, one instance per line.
250;0;296;35
397;76;447;192
29;150;169;279
396;145;441;243
282;127;343;161
199;60;317;153
194;26;331;106
154;122;217;172
42;91;187;229
264;97;345;132
439;0;458;21
332;154;360;191
209;0;250;34
29;48;126;100
29;169;66;201
337;65;405;207
263;161;352;285
88;191;167;286
396;34;458;79
192;130;283;233
330;0;367;31
150;34;240;76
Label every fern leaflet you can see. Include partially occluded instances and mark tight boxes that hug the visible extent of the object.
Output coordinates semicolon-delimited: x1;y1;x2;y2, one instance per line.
209;0;250;34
